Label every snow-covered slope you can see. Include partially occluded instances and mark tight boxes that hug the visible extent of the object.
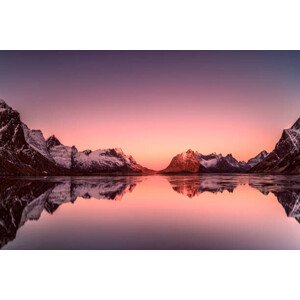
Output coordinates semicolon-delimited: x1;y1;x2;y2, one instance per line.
250;118;300;174
22;123;54;161
45;135;150;174
247;150;269;168
74;148;145;173
46;135;76;169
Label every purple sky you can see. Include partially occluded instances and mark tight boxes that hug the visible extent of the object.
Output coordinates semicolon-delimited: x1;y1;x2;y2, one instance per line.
0;51;299;169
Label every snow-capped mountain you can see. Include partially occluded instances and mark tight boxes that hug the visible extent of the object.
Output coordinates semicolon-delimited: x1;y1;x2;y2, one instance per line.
160;149;266;173
0;99;151;175
250;118;300;174
45;135;150;174
0;100;66;175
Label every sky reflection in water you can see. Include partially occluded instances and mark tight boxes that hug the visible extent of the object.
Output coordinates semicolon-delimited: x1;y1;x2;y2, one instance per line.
1;174;300;249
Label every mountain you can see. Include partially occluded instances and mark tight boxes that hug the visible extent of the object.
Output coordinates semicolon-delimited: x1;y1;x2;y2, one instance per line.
160;149;203;173
0;100;67;175
45;135;151;174
0;99;151;175
250;118;300;174
246;150;269;169
160;149;266;174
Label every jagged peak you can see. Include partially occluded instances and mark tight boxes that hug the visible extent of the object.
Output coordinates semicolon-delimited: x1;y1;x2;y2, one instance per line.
260;150;269;156
225;154;240;163
247;150;269;165
46;135;62;148
291;117;300;131
200;152;222;159
186;149;195;153
178;149;199;159
0;99;11;109
254;150;269;159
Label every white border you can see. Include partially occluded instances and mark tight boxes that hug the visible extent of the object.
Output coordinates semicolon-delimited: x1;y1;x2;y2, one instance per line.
0;250;299;300
1;1;300;299
1;0;300;50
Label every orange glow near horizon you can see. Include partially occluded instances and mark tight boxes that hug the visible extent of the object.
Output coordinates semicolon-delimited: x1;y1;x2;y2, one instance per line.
35;109;292;171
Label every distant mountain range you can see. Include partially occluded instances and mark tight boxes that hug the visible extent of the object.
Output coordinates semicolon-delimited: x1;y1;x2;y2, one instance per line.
160;150;269;173
161;118;300;175
0;99;299;175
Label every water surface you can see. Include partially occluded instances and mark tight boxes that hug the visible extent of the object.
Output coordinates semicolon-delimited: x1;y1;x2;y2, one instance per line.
1;174;300;249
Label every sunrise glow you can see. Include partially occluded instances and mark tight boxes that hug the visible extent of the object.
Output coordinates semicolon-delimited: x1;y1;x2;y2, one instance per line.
1;51;300;170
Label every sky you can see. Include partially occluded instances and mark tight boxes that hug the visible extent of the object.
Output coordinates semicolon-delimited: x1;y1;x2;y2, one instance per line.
0;51;300;170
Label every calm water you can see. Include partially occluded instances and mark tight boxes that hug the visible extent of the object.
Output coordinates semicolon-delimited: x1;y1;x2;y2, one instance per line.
1;174;300;249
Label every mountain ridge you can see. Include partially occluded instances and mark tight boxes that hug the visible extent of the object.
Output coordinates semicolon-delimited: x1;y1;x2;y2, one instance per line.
0;99;153;175
160;149;268;174
0;99;299;175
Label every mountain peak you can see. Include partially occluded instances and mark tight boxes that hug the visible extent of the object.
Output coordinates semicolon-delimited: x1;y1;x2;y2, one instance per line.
247;150;269;168
181;149;199;159
260;150;268;156
291;117;300;131
0;99;10;109
0;98;8;107
186;149;194;153
46;135;62;148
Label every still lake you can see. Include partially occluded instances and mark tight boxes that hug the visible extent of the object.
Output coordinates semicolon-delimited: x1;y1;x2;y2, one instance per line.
1;174;300;249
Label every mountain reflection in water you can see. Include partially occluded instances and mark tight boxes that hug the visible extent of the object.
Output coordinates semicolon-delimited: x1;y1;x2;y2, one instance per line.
1;174;300;249
0;176;139;248
168;175;300;222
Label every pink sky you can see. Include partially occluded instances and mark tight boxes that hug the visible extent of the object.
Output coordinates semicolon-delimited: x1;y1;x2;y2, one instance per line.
1;51;300;170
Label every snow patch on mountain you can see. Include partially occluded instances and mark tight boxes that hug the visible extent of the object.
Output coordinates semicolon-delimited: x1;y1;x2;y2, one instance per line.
247;150;269;168
48;144;75;168
22;123;54;161
76;149;127;168
199;157;218;168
